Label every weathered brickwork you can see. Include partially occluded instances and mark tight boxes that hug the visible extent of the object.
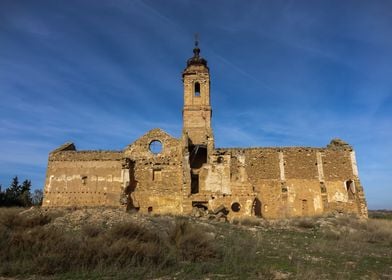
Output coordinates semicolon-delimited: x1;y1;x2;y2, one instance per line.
43;43;368;219
43;146;123;207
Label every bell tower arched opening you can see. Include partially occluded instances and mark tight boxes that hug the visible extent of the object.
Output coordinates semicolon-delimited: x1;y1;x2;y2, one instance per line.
194;82;201;97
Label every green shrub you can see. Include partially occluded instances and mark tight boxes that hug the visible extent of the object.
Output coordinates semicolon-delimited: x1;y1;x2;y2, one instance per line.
369;210;392;220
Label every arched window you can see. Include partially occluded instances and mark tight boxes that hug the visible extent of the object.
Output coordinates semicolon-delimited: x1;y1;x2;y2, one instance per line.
194;82;200;97
345;180;355;200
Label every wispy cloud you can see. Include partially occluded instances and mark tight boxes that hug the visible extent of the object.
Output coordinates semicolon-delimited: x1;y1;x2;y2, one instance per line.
0;0;391;208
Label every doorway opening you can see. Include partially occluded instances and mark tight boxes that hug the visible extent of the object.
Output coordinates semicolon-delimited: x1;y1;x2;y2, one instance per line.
253;198;262;217
189;144;207;195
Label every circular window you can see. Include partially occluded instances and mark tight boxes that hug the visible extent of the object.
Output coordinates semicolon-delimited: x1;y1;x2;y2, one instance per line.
149;140;162;154
231;202;241;212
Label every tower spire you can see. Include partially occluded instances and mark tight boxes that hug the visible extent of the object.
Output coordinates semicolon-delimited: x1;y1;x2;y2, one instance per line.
186;34;207;68
194;33;199;47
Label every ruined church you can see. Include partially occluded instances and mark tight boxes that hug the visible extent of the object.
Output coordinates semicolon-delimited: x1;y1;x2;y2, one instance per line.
43;42;368;219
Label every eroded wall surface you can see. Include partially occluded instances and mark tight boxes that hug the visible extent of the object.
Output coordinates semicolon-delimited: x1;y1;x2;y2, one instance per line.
43;148;123;207
178;140;364;219
43;138;367;219
123;129;184;214
216;144;368;219
182;149;256;219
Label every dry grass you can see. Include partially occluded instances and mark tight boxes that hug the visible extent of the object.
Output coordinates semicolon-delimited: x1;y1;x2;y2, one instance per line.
169;217;217;261
365;219;392;244
231;216;262;226
0;208;219;277
239;216;262;226
320;215;392;245
291;217;318;229
0;207;51;229
1;208;391;279
340;218;392;244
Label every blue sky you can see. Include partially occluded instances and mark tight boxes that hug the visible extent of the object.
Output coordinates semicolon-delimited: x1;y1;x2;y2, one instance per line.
0;0;391;209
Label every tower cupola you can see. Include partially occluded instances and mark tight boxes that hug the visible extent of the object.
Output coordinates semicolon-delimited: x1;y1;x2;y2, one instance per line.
186;40;208;68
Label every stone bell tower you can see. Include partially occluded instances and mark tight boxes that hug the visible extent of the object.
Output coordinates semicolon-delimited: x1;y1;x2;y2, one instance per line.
182;39;213;147
182;39;214;195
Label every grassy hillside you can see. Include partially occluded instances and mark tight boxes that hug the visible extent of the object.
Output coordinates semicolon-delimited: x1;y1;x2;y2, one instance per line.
0;208;391;279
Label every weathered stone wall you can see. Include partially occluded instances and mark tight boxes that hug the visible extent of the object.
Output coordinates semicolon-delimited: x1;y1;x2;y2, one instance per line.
124;129;184;214
284;149;319;179
43;150;123;207
42;139;367;219
323;150;353;180
322;148;367;217
282;149;322;218
210;145;368;219
144;140;368;220
199;154;232;194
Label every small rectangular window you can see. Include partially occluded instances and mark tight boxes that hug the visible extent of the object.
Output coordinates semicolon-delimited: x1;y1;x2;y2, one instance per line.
153;169;162;181
81;175;87;185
